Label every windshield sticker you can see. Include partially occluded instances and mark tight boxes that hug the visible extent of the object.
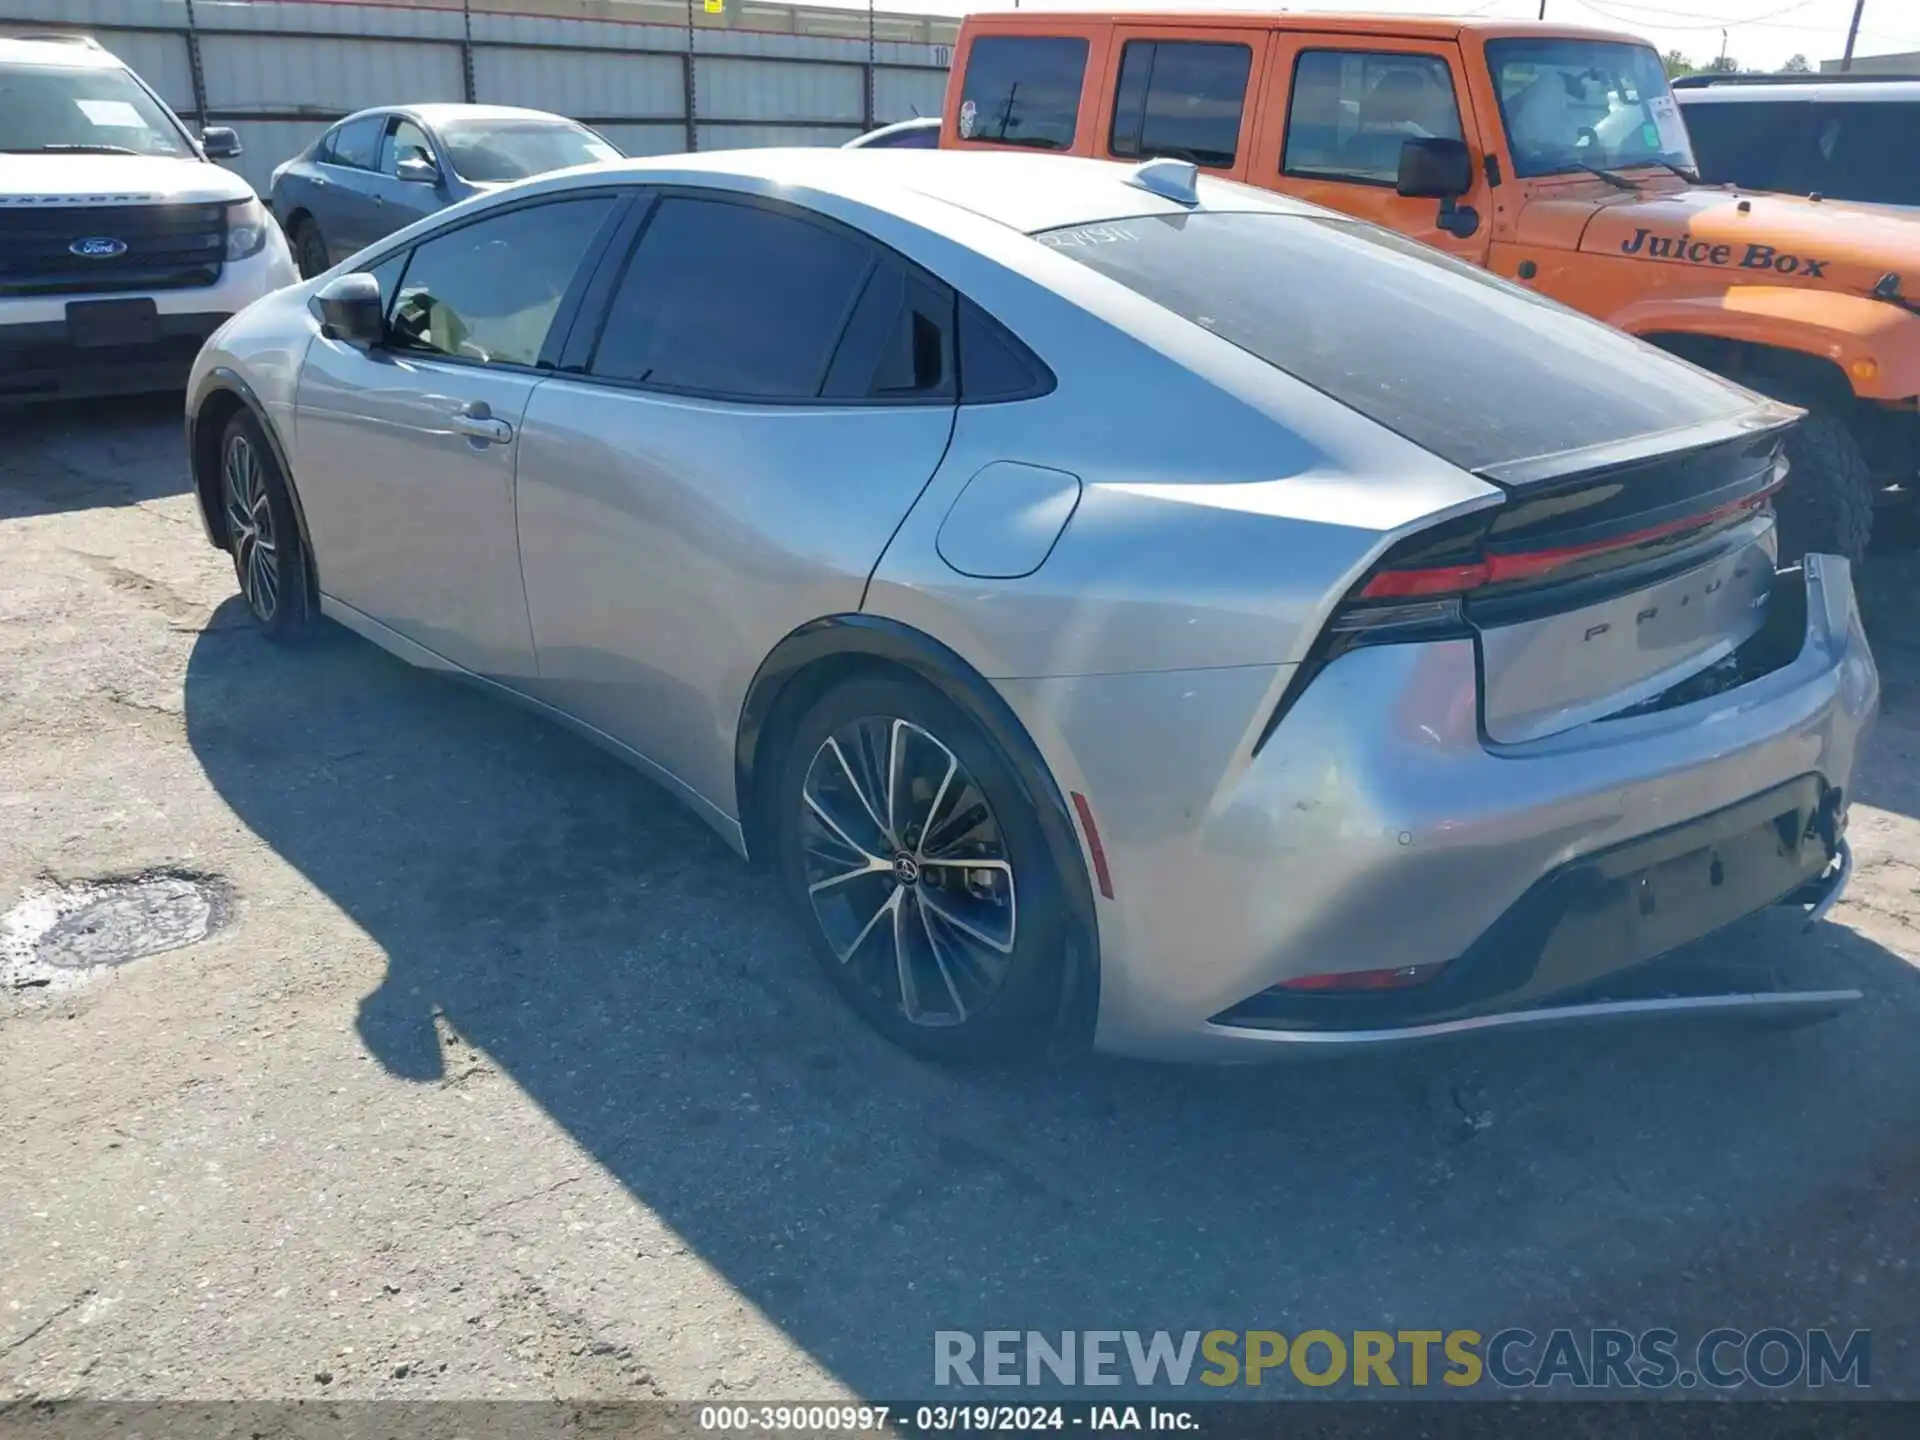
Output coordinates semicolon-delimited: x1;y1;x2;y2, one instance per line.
75;99;146;129
1647;94;1690;156
959;99;977;140
1619;227;1829;277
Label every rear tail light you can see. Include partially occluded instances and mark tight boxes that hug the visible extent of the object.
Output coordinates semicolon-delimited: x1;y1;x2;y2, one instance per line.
1356;474;1783;605
1252;433;1789;756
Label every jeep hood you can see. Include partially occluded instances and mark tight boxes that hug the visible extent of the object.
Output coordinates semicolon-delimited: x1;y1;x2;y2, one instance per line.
0;153;254;207
1552;185;1920;298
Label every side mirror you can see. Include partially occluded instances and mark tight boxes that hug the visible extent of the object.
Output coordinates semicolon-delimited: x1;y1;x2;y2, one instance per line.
201;126;243;160
1396;136;1472;199
311;271;385;346
394;155;439;185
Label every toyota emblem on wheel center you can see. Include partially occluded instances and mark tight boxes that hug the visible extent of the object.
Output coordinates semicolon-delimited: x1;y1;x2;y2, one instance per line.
69;237;129;258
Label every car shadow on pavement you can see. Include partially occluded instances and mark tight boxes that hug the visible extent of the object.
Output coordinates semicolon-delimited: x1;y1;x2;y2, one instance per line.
182;602;1920;1398
0;393;191;521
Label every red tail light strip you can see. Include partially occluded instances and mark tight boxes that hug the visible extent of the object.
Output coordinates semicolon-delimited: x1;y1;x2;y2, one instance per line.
1360;483;1781;601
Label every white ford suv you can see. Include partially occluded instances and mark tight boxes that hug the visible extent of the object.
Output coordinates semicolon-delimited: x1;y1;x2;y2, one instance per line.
0;34;297;402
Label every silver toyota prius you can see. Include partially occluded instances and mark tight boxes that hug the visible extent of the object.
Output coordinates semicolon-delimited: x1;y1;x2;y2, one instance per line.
184;148;1878;1062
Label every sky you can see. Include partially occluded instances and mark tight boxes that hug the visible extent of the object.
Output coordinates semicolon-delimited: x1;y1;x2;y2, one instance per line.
852;1;1920;73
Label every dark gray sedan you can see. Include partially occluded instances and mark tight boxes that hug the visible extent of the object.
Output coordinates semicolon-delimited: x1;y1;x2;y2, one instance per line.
267;103;621;277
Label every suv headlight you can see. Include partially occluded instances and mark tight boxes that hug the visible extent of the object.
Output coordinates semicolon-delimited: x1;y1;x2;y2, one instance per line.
226;197;269;261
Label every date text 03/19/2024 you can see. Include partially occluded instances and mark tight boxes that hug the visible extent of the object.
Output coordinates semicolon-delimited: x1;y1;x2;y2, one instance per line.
698;1406;1193;1433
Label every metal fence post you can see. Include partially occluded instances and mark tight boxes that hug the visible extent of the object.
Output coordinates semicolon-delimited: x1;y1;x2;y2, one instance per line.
685;0;698;151
182;0;210;130
864;0;875;130
461;0;478;103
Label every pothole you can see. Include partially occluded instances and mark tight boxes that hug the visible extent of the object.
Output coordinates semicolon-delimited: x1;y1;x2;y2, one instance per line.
3;870;234;995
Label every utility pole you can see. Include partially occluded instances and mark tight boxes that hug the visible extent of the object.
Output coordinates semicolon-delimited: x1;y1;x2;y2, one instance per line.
1841;0;1867;72
1718;28;1729;68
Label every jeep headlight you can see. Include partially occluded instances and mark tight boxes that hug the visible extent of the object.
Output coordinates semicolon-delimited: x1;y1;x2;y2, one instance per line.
226;197;269;261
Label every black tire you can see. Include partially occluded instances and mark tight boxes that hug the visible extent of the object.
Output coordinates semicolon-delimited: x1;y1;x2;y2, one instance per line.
218;410;312;644
1774;408;1874;564
773;674;1074;1063
291;216;329;279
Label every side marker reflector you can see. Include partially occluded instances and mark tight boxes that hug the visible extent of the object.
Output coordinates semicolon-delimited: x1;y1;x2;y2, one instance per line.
1071;790;1114;900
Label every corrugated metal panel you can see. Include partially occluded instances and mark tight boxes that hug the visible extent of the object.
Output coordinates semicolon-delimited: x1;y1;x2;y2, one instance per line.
228;119;331;193
198;0;464;42
595;122;691;158
698;58;861;123
472;46;683;120
200;34;464;114
0;0;182;27
471;14;690;55
697;123;859;151
89;29;195;113
872;66;946;125
700;30;869;63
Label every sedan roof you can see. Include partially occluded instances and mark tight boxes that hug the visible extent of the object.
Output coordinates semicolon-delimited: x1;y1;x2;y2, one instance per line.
340;102;582;127
572;146;1328;236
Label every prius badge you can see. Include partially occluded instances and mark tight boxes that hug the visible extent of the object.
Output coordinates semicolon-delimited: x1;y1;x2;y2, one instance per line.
69;236;129;258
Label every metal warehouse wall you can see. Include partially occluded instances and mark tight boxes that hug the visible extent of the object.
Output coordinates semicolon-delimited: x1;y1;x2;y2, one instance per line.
0;0;953;192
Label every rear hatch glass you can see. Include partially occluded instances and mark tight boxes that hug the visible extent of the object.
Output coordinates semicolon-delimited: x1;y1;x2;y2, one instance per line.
1035;209;1759;474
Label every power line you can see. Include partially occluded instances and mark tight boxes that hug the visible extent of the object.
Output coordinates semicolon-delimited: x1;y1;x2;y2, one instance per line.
1574;0;1920;46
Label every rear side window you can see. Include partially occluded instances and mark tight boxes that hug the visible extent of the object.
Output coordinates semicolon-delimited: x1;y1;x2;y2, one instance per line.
957;35;1089;150
589;197;873;400
957;299;1054;404
1036;211;1753;473
324;114;384;170
820;257;956;402
387;196;616;367
1283;50;1464;185
1110;40;1253;169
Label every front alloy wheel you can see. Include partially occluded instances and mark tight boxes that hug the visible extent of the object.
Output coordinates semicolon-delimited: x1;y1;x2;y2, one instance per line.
223;430;281;624
799;716;1017;1028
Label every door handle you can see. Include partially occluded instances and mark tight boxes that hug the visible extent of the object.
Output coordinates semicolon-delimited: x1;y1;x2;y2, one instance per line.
450;403;512;445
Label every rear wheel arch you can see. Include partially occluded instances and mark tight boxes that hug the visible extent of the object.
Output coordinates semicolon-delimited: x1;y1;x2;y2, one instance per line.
188;372;320;612
736;616;1100;1044
1639;332;1856;412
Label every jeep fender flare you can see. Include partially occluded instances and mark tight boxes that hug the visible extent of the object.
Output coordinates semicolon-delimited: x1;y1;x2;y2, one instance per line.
1612;290;1920;402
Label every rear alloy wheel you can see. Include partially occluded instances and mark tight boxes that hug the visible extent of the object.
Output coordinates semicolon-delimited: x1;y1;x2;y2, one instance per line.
220;411;311;644
291;217;329;279
776;676;1072;1061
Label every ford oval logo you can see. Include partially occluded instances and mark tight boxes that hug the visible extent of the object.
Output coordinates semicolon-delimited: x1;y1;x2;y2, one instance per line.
69;237;128;259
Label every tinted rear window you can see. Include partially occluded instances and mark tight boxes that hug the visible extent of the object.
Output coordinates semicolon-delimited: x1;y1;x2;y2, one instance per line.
1036;211;1753;473
958;35;1088;150
1109;40;1253;169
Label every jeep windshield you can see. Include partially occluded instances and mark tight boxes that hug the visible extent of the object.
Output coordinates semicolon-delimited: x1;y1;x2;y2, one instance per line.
0;61;193;158
1486;37;1698;182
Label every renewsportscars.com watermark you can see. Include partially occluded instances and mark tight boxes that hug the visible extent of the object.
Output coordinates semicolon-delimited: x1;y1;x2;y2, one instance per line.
933;1328;1871;1391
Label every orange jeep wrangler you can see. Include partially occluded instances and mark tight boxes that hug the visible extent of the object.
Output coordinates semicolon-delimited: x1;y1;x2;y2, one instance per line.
942;12;1920;560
